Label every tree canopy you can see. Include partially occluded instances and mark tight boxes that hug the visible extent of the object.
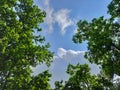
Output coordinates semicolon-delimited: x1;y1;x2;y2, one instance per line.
1;0;120;89
73;0;120;79
54;64;112;90
54;0;120;89
0;0;53;89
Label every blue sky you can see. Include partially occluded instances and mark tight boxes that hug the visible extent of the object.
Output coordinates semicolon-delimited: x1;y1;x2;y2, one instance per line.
33;0;112;88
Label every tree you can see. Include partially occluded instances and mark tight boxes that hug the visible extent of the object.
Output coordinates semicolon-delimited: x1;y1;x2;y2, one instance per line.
73;0;120;79
65;64;113;90
54;64;112;90
110;78;120;90
54;80;64;90
0;0;53;89
53;0;120;90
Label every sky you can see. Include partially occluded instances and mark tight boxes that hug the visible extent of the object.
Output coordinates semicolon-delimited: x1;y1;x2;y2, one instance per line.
33;0;112;88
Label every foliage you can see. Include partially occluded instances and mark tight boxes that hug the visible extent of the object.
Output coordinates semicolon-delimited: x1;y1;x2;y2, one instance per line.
0;0;53;89
108;0;120;18
73;0;120;79
54;64;112;90
29;70;52;90
65;64;112;90
110;78;120;90
54;80;64;90
53;0;120;90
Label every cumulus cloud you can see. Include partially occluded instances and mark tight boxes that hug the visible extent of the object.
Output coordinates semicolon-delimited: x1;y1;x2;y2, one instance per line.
57;48;67;58
43;0;55;33
56;48;86;62
50;48;99;87
54;9;74;35
41;0;74;34
32;48;100;87
53;48;100;74
44;0;49;6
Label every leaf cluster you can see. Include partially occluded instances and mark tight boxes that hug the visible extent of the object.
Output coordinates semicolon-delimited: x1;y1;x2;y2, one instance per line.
0;0;53;89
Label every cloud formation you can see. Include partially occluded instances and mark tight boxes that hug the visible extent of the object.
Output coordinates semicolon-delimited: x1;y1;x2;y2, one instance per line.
33;48;100;87
50;48;99;87
44;0;49;6
42;0;74;34
44;0;55;33
54;9;74;35
57;48;86;62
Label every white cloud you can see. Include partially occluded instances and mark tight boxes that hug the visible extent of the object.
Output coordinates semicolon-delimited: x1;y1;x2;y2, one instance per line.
45;8;54;33
54;9;74;35
57;48;67;58
39;0;74;34
32;48;99;88
43;0;55;33
44;0;49;6
32;64;48;76
56;48;86;62
49;48;99;87
53;48;99;74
